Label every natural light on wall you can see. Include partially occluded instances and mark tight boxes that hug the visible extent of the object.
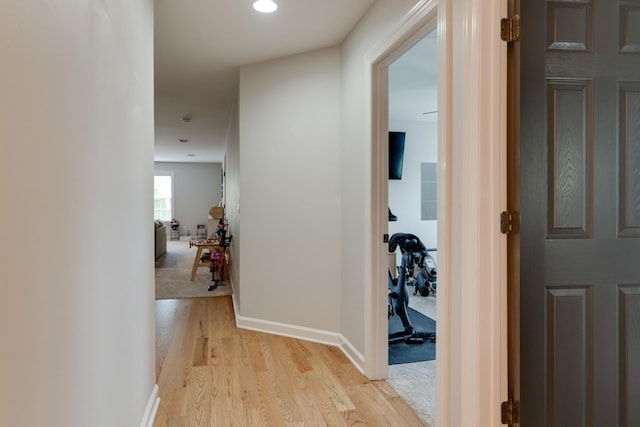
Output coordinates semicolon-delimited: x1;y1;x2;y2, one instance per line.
253;0;277;13
154;174;173;221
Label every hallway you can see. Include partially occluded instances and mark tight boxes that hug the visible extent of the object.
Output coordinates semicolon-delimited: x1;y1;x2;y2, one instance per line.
154;296;428;426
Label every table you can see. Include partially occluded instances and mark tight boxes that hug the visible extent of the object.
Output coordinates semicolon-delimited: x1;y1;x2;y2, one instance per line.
189;239;226;281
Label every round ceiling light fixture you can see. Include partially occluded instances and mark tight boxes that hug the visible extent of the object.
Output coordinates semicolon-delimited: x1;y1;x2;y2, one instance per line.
253;0;277;13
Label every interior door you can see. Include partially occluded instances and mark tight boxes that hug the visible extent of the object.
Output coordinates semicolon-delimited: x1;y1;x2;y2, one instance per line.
518;0;640;426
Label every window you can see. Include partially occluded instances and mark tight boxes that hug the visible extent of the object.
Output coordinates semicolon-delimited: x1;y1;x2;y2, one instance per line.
154;172;174;221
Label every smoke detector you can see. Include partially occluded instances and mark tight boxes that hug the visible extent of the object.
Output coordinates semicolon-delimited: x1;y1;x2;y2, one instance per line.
181;114;192;123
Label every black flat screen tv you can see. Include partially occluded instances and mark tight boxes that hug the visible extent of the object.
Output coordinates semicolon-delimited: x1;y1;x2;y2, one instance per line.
389;131;406;180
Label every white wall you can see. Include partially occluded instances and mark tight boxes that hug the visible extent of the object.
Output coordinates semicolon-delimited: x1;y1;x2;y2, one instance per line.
154;162;222;237
238;47;342;332
340;0;420;356
388;120;438;261
0;2;156;427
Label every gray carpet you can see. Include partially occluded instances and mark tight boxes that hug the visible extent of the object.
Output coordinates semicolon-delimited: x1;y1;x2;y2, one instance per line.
155;239;233;300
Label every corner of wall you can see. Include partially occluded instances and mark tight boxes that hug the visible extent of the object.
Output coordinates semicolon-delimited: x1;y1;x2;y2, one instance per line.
232;305;366;375
339;336;366;374
139;385;160;427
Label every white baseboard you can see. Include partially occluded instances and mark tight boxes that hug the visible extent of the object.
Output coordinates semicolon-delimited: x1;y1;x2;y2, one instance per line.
236;313;343;346
229;276;240;317
140;384;160;427
338;336;366;374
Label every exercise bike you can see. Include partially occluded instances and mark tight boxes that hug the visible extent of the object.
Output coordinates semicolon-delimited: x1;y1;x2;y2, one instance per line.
388;233;436;345
390;233;437;297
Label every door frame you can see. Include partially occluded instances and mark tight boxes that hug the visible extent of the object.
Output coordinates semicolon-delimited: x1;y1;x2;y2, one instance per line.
366;0;509;425
366;0;439;379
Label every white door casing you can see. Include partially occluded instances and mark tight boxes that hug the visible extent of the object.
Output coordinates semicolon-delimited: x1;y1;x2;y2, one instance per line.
366;0;508;426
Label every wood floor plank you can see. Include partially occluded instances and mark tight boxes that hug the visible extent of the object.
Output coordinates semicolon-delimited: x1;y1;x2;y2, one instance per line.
373;379;400;398
303;340;368;394
208;355;230;427
356;382;426;427
347;384;393;427
387;396;431;427
154;300;195;423
255;370;289;427
231;332;264;424
155;299;191;381
271;335;327;426
246;329;268;372
283;338;313;373
185;366;211;427
154;296;429;427
220;336;249;426
155;301;176;380
289;375;329;427
164;416;187;427
192;300;209;367
307;354;356;413
263;335;308;425
304;370;351;427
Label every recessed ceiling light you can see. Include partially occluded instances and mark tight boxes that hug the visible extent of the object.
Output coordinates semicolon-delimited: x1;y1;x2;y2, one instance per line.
253;0;277;13
178;138;189;143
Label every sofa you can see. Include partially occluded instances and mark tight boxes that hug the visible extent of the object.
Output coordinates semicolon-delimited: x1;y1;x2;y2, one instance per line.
155;220;167;260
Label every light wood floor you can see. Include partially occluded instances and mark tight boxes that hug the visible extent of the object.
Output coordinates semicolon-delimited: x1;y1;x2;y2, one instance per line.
154;296;429;427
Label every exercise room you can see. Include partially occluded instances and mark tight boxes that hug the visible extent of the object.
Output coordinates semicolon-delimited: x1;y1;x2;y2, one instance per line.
385;29;438;427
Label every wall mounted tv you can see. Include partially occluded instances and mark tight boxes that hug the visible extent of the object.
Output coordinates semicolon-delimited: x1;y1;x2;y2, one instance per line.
389;131;406;180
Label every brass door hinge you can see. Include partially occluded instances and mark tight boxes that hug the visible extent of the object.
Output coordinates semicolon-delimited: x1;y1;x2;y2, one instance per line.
501;399;519;425
501;15;520;42
500;211;517;235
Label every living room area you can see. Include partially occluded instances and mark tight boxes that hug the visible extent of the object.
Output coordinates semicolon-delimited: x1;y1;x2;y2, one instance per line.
153;161;230;298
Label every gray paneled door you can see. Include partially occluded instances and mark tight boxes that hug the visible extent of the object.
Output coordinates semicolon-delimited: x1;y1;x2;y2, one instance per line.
519;0;640;426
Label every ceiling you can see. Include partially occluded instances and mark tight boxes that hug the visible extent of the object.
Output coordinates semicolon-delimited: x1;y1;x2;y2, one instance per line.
154;0;437;164
389;31;438;123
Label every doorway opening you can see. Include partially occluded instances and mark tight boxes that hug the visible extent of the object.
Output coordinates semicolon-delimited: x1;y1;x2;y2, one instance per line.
385;28;439;427
366;1;440;425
